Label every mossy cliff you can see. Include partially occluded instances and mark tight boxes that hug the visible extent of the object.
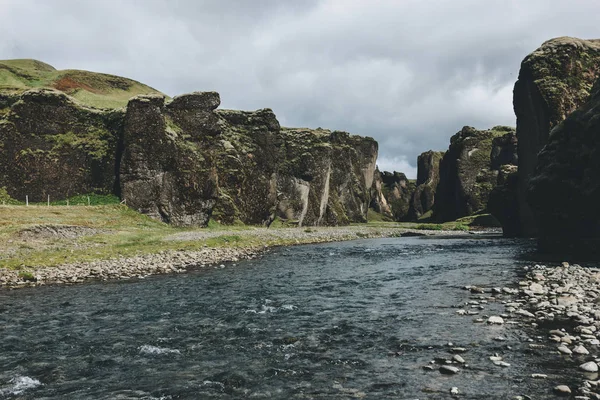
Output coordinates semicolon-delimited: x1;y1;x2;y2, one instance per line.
120;93;379;226
0;60;378;227
433;126;513;222
408;150;444;220
487;132;519;236
528;76;600;256
0;89;122;202
513;37;600;236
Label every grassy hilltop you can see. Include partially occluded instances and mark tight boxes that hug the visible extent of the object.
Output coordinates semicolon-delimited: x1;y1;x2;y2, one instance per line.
0;59;165;109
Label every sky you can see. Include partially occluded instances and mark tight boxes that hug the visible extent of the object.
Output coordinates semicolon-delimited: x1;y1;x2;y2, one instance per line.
1;0;599;177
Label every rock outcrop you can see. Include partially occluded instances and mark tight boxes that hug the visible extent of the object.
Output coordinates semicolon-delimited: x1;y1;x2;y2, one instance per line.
0;59;380;227
369;168;393;219
487;132;520;236
119;93;220;226
409;150;444;220
528;77;600;255
120;93;378;226
276;128;377;226
514;37;600;236
0;89;121;202
434;126;514;222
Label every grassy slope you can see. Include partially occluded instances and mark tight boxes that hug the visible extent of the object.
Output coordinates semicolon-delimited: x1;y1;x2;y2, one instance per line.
0;59;165;109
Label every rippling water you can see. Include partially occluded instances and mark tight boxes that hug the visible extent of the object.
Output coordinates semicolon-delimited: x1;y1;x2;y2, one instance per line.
0;235;574;399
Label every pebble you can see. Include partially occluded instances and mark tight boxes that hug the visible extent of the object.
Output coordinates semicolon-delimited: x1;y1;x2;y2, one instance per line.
580;362;599;372
450;387;459;395
487;316;504;325
574;345;590;355
554;385;571;396
557;345;572;355
452;355;465;364
439;365;460;375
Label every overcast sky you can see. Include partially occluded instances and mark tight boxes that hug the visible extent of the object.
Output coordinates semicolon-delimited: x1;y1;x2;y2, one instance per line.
1;0;599;177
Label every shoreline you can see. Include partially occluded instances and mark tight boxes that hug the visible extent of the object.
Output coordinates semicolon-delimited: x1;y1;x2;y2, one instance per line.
458;261;600;398
0;226;470;289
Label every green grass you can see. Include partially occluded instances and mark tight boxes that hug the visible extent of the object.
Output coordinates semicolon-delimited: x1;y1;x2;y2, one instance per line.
0;59;166;109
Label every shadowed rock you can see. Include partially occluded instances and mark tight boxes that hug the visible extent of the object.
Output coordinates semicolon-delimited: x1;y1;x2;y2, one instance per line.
529;77;600;256
514;37;600;236
434;126;513;222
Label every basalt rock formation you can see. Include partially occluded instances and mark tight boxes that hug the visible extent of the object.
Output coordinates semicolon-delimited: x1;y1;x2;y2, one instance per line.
487;131;519;236
514;37;600;236
0;61;379;227
0;88;122;203
434;126;514;222
277;128;377;226
528;77;600;255
409;150;444;220
119;93;380;226
369;168;394;219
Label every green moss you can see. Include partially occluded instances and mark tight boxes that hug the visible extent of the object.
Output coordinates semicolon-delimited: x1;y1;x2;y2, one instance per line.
46;129;112;160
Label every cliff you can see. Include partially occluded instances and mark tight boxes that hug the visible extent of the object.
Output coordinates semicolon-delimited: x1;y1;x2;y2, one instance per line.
0;60;379;227
513;37;600;236
434;126;514;222
0;89;122;202
528;77;600;255
487;132;519;236
119;94;379;226
409;150;444;220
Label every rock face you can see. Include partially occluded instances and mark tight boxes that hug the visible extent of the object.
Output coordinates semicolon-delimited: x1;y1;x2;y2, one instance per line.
487;132;519;236
434;126;514;222
379;171;416;221
528;77;600;255
514;37;600;236
0;89;121;202
369;168;393;219
277;128;377;226
409;150;444;220
0;65;379;228
119;93;220;226
120;93;378;226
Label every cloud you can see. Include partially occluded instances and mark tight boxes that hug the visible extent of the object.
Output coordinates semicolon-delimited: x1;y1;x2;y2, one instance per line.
1;0;599;177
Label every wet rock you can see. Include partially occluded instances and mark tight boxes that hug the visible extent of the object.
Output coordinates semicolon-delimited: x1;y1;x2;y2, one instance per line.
557;345;572;355
554;385;571;396
452;355;465;364
581;362;599;372
487;316;504;325
574;346;591;355
439;365;460;375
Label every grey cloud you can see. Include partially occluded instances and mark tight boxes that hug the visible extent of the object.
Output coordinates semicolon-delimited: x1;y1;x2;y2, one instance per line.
1;0;599;177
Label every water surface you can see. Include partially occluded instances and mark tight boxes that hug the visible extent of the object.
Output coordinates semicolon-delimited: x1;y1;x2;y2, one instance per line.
0;236;574;399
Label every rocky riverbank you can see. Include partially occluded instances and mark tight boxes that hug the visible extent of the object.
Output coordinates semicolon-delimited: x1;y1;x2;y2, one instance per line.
451;262;600;398
0;226;465;289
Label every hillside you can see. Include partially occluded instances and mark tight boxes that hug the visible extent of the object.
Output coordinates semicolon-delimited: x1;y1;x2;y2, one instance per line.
0;59;165;109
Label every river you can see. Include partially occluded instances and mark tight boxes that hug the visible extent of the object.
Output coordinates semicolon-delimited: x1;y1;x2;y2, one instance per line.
0;235;577;399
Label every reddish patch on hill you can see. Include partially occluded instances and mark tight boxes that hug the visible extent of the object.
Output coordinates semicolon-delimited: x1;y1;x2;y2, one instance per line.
53;77;100;94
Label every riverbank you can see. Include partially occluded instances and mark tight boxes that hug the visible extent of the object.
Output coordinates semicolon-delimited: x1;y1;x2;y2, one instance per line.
0;206;470;288
457;262;600;398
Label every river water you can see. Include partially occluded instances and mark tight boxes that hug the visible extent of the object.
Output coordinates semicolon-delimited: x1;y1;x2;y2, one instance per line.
0;236;580;399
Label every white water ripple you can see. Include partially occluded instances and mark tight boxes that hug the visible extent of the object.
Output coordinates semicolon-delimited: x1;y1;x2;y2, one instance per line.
0;376;42;396
139;345;181;356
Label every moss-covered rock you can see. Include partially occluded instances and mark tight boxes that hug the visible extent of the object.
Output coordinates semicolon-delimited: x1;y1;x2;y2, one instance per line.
0;88;121;202
276;128;377;226
369;168;393;219
409;150;444;220
514;37;600;236
434;126;512;222
528;76;600;256
119;93;378;227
